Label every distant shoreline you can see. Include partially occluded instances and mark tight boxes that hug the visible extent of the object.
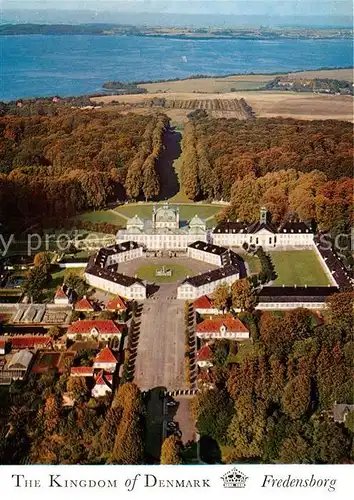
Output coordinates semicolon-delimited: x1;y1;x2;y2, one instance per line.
0;23;352;40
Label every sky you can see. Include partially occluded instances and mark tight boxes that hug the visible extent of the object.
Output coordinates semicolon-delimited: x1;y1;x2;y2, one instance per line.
1;0;352;26
1;0;352;16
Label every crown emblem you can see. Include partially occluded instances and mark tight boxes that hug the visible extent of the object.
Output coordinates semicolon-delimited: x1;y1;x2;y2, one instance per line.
221;468;248;488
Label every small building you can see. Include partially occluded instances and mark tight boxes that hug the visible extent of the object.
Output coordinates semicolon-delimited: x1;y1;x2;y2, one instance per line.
0;339;5;355
196;317;249;340
9;336;52;350
70;366;94;377
7;349;33;379
74;296;96;312
91;370;113;398
333;403;354;423
54;284;73;305
66;320;125;342
193;295;221;316
196;344;213;368
93;346;118;373
106;295;128;313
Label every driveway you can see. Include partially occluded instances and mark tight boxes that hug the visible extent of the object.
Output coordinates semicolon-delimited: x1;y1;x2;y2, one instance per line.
134;285;188;391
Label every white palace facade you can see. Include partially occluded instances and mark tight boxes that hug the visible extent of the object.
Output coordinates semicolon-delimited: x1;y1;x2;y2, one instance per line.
116;203;209;250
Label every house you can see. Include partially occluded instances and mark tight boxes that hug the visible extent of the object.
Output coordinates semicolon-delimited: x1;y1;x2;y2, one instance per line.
7;349;33;379
196;344;213;368
70;366;94;377
193;295;221;315
91;370;113;398
66;320;125;342
332;403;354;423
54;284;73;305
0;339;5;355
106;295;128;313
212;208;313;249
196;317;249;340
93;346;118;373
177;264;239;300
74;295;96;312
9;336;52;350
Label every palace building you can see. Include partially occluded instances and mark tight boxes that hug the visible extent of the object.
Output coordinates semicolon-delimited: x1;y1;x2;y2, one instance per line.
116;202;209;250
212;207;314;248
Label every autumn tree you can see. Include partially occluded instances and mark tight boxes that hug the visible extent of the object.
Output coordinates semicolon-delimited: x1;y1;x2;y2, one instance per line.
212;283;230;312
43;394;61;434
231;278;257;311
278;435;310;464
282;375;311;420
160;435;183;464
66;377;89;402
23;265;48;302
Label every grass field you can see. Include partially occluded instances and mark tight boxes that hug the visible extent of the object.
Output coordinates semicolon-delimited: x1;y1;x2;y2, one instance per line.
239;252;262;275
136;263;194;283
270;250;330;286
74;210;126;226
114;203;223;222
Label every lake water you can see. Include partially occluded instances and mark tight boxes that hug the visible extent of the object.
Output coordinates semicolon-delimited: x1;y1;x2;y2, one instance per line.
0;35;352;101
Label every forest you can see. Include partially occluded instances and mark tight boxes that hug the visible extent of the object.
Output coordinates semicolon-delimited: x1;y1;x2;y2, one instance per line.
0;110;168;230
180;117;353;234
194;292;354;464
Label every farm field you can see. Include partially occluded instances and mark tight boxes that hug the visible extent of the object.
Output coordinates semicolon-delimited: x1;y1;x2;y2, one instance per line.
93;90;353;122
136;263;194;283
135;68;353;94
269;250;330;287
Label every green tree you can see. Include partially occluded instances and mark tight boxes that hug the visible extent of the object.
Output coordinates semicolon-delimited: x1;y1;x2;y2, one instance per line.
23;266;48;302
278;435;310;463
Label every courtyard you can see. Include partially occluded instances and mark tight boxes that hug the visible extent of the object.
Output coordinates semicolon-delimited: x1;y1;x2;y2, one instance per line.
269;250;331;287
118;256;218;286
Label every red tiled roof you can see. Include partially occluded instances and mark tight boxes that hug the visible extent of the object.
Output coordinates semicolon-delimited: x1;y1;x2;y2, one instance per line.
70;366;94;376
74;296;95;311
0;340;5;349
94;346;118;364
94;370;113;386
55;286;68;300
193;295;214;310
196;317;249;334
196;344;213;362
67;320;124;336
106;295;128;311
10;336;52;349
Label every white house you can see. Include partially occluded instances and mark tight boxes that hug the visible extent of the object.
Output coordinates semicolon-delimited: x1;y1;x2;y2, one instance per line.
196;317;250;340
212;208;313;249
91;371;113;398
66;320;125;342
93;346;118;373
54;284;73;305
196;344;214;368
193;295;222;316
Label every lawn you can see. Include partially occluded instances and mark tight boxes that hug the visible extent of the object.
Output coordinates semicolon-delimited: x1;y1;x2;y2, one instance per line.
136;263;194;283
270;250;330;287
114;203;223;223
239;252;262;275
74;210;126;226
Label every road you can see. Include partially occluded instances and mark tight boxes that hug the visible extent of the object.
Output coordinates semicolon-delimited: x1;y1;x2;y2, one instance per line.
134;284;188;391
